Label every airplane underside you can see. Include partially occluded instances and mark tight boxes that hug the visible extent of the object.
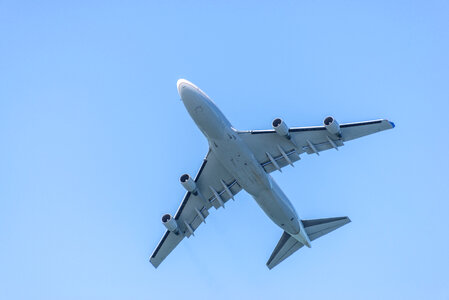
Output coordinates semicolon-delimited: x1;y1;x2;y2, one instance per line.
149;79;394;269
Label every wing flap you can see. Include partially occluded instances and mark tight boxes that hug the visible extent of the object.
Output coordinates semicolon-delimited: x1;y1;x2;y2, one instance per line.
261;149;301;173
302;138;344;154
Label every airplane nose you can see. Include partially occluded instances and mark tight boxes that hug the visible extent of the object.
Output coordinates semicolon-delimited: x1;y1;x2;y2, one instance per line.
177;79;205;106
177;79;204;100
177;78;202;110
177;79;189;97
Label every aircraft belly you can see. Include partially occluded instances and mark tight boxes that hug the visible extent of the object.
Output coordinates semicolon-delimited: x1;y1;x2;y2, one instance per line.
212;138;269;195
212;136;300;235
252;181;300;235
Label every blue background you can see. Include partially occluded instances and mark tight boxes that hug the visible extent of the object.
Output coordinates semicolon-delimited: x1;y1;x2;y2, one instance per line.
1;1;448;299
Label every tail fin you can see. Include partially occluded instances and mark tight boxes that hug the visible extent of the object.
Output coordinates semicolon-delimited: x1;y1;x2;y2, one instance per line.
266;216;351;269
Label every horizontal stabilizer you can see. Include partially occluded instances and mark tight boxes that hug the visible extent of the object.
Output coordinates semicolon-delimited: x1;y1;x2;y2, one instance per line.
303;216;351;241
266;216;351;269
266;231;305;270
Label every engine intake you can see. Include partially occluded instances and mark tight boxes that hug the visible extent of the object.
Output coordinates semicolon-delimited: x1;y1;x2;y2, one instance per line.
272;118;290;139
162;213;179;234
324;116;341;137
180;173;198;195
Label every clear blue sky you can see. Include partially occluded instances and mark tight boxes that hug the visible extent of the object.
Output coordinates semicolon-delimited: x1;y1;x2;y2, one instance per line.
1;1;448;299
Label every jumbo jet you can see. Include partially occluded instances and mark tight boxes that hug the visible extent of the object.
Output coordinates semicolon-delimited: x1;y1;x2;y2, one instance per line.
150;79;395;269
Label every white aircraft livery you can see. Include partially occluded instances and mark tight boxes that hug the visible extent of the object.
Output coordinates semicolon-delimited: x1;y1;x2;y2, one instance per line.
150;79;395;269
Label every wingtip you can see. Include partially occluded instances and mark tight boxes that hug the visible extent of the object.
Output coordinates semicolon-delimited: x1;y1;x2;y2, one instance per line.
339;216;351;223
149;258;159;269
388;121;396;128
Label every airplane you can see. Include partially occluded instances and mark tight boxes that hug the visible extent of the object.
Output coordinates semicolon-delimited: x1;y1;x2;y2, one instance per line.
150;79;395;269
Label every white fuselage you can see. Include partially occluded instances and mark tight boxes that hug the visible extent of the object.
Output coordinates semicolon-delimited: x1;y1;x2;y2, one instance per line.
178;80;309;242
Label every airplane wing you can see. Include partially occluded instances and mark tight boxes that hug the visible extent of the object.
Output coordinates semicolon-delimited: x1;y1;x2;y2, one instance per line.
237;119;395;173
150;150;242;268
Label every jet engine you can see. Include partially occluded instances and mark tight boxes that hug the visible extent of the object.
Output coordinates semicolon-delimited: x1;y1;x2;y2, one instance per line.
272;118;291;139
324;116;341;137
180;174;198;195
162;213;179;234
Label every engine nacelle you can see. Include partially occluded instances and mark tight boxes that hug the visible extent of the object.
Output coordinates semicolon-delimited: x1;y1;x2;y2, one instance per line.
272;118;290;139
180;174;198;195
324;116;341;137
162;214;179;234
